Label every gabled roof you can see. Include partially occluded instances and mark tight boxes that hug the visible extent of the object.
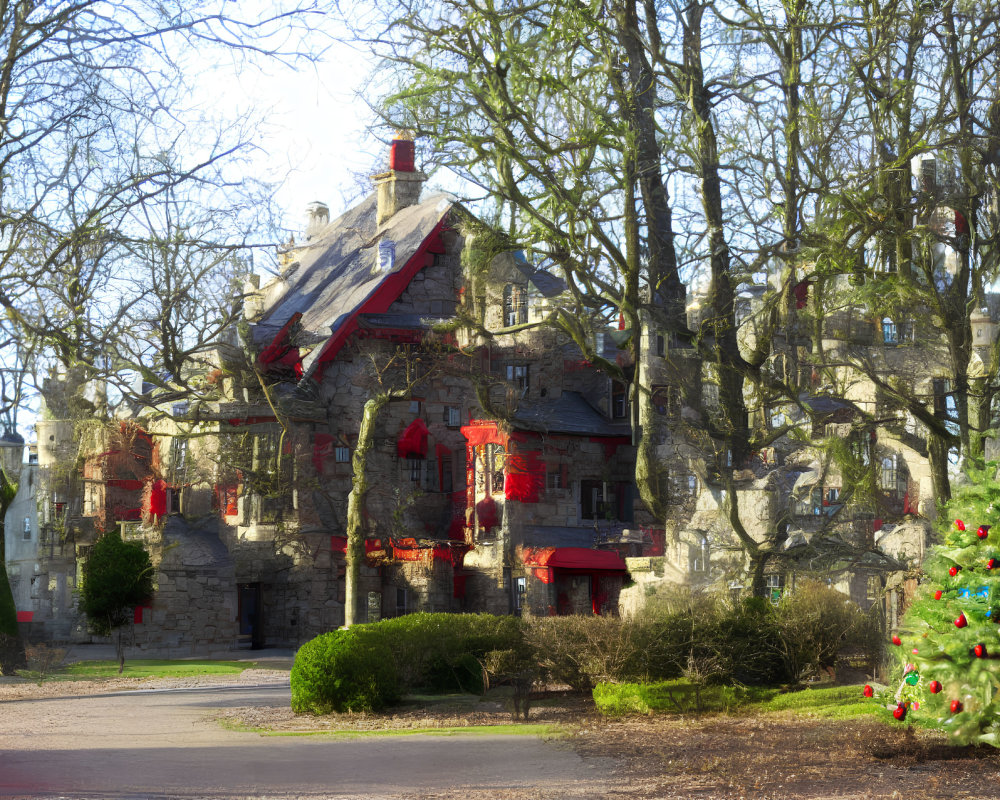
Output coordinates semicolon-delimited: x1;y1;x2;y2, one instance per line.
252;191;457;378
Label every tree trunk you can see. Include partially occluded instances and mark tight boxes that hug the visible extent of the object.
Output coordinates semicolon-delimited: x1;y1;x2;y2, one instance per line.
0;468;25;675
344;396;391;628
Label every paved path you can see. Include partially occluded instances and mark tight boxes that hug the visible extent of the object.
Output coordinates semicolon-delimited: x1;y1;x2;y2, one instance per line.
0;683;615;799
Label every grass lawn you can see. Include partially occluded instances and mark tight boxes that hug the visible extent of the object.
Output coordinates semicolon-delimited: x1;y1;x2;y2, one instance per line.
593;680;889;721
56;659;256;680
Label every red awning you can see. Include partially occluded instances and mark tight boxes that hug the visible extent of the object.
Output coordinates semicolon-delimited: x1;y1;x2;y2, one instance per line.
521;546;627;571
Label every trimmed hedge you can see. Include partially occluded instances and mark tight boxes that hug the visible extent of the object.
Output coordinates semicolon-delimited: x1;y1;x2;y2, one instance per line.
290;628;399;713
291;612;525;714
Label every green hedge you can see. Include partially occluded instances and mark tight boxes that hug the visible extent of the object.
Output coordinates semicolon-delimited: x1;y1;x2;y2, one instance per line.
291;613;526;714
290;628;400;713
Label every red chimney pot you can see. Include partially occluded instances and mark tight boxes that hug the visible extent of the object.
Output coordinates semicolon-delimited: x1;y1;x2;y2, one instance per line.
390;138;415;172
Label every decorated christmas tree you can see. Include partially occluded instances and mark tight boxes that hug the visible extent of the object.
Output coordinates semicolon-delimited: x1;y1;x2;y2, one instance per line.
876;471;1000;745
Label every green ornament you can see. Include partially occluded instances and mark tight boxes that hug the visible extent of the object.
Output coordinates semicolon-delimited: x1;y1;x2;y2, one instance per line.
905;671;920;686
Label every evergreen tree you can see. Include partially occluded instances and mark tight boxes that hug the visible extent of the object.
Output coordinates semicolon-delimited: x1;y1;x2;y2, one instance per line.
883;469;1000;745
80;530;154;673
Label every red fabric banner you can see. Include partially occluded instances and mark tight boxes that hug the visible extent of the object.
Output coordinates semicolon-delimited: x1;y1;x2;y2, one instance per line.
398;418;429;459
504;449;544;503
147;479;168;517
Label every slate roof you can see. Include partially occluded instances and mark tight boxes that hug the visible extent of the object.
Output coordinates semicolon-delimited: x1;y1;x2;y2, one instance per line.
252;191;457;374
512;390;632;438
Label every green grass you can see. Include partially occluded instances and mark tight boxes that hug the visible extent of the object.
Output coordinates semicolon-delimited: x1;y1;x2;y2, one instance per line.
593;681;886;720
594;680;778;715
58;659;255;680
756;685;885;719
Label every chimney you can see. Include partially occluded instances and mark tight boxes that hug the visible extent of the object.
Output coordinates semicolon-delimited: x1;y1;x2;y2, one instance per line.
374;133;426;227
304;201;329;241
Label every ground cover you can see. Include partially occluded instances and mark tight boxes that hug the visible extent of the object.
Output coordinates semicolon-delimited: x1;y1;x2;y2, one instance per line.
60;658;254;680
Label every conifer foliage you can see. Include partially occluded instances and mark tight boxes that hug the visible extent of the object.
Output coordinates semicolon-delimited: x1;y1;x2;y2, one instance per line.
883;474;1000;745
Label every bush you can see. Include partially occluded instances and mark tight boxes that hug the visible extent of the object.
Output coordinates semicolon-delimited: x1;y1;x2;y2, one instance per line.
291;613;525;713
711;597;790;686
525;614;641;691
775;580;864;681
290;628;400;713
369;612;525;693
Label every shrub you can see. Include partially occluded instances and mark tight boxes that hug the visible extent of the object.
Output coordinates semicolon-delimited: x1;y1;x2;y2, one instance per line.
291;613;525;713
290;628;400;713
775;580;864;682
526;614;644;690
711;597;790;686
369;612;525;693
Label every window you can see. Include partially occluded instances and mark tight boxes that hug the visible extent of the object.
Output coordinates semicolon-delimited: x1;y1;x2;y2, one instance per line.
171;436;188;482
547;469;564;490
441;458;453;493
933;378;955;420
22;517;30;540
409;399;423;415
766;574;783;605
514;576;526;613
611;381;628;419
825;487;841;505
656;334;665;357
444;406;462;427
408;457;423;483
506;364;529;393
691;536;709;573
867;574;881;602
580;480;633;522
335;446;350;463
503;284;527;326
882;318;897;344
880;455;898;492
395;587;408;617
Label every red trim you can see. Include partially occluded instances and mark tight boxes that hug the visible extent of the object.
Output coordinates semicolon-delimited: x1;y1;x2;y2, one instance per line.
227;416;278;427
313;219;449;376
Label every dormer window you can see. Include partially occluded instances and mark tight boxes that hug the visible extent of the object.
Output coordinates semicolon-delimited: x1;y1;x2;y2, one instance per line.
503;284;527;326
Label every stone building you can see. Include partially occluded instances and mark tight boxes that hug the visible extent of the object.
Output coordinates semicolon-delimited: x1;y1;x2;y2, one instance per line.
6;143;992;651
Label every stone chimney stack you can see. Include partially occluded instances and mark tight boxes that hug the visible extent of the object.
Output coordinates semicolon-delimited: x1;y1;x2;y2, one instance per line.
304;201;329;241
374;133;426;227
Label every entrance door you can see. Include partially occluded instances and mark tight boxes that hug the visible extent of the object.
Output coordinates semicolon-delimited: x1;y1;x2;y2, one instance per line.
238;583;263;649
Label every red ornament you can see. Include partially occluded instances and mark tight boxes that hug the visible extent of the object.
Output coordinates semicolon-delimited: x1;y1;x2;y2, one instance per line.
951;700;963;713
892;635;902;646
863;684;874;697
955;612;968;628
929;681;942;694
990;559;999;570
956;519;967;531
893;703;907;721
934;590;943;600
949;566;961;577
978;525;991;539
975;643;987;658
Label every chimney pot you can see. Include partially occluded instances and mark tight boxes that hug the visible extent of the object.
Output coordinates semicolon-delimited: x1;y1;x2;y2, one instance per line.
305;201;329;241
389;136;415;172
